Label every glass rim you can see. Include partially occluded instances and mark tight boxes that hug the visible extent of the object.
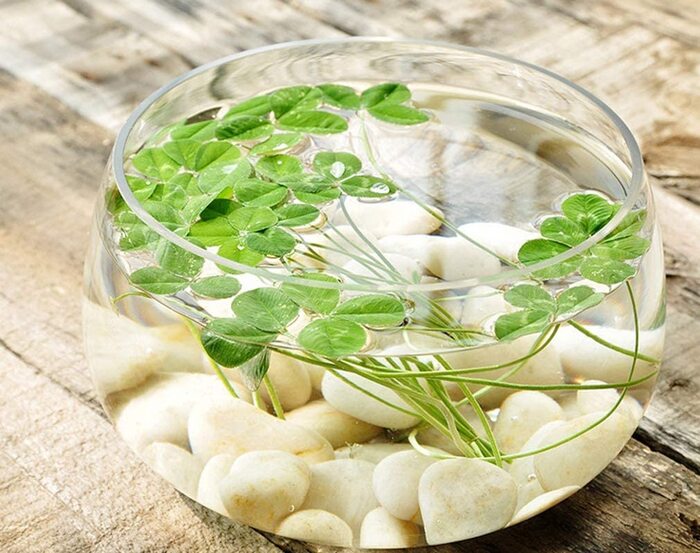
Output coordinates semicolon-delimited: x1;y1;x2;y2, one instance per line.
112;37;646;293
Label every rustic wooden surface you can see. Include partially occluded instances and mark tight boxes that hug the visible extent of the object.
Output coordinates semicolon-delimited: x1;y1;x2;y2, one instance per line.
0;1;698;552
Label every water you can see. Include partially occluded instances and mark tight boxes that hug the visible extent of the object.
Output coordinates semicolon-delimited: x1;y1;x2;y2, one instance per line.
84;84;665;548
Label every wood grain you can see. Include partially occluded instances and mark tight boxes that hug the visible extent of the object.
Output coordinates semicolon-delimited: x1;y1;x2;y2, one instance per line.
0;0;698;551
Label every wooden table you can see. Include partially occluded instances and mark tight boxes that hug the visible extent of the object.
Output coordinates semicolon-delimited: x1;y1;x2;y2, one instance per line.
0;1;698;551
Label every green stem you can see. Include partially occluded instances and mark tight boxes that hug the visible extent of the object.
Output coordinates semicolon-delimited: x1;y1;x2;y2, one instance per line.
263;374;285;419
568;320;659;364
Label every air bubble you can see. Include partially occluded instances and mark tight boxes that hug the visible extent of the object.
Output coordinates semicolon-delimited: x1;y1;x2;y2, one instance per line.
330;161;345;178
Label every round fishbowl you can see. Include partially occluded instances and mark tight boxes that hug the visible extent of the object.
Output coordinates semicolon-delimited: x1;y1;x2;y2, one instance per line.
83;38;665;548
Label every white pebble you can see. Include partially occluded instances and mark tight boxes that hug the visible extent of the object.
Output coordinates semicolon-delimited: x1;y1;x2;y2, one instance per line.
373;450;437;522
110;373;249;452
378;234;500;281
261;352;312;411
322;371;419;429
509;485;580;526
419;458;517;544
553;325;663;383
460;285;512;328
334;442;413;464
141;442;203;498
534;411;635;490
576;380;644;426
360;507;423;548
301;459;379;534
416;404;493;456
334;198;443;238
188;397;334;463
299;225;378;268
494;391;564;454
286;399;382;448
342;253;424;288
196;454;237;515
458;222;538;262
277;509;353;547
219;450;311;532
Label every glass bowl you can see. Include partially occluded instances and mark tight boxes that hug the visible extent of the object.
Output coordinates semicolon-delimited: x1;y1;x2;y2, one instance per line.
83;38;665;548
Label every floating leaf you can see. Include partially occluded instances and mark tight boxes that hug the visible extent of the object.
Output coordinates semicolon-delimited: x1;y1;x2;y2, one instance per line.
201;318;275;368
556;285;604;317
141;200;185;231
368;104;429;125
190;275;241;299
216;115;273;141
217;238;265;271
518;239;580;279
200;199;242;220
317;84;360;110
591;235;650;261
361;83;411;108
126;175;157;202
256;154;303;180
494;310;552;341
244;227;297;257
249;133;303;156
132;147;180;180
579;257;635;285
281;273;341;314
231;288;299;331
298;317;367;357
155;239;204;278
285;175;341;204
224;95;272;118
234;178;288;207
277;110;348;134
539;216;588;247
163;139;200;169
340;175;396;198
198;158;252;194
270;86;322;118
275;203;320;227
334;294;406;327
228;206;278;232
130;266;189;295
188;217;238;246
504;285;556;313
561;193;614;234
239;348;270;390
170;120;218;141
194;141;241;171
313;151;361;180
608;209;646;239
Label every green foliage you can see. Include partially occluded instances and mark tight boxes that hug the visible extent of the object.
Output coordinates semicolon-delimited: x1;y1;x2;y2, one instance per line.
190;275;242;299
231;288;299;332
201;318;275;368
281;273;341;314
297;317;367;357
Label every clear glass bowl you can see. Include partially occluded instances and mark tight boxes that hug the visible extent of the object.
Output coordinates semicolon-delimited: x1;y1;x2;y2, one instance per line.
83;38;665;548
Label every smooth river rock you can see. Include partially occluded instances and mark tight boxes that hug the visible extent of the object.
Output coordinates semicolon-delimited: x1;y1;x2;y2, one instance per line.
196;453;237;515
360;507;424;548
419;458;517;545
321;371;420;429
493;391;564;454
219;450;311;532
301;458;379;535
141;442;203;499
187;397;334;463
334;442;413;464
509;485;580;526
109;372;249;452
373;450;437;522
333;198;443;238
286;399;382;448
457;222;538;262
299;225;378;268
533;411;635;490
459;285;512;328
277;509;354;547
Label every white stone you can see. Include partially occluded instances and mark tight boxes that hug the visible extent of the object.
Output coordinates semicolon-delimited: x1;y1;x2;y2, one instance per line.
219;450;311;532
373;450;437;522
494;391;564;454
576;380;644;426
460;285;512;328
360;507;423;548
141;442;203;499
334;442;413;464
277;509;353;547
441;335;564;408
321;371;420;429
188;397;334;463
299;225;378;269
553;325;664;383
419;458;517;544
261;352;312;411
301;459;379;534
378;234;501;281
509;486;580;526
342;252;424;288
196;454;237;516
508;421;566;511
558;394;581;420
110;373;249;453
534;411;635;490
458;222;538;262
286;399;382;448
416;404;493;456
333;198;443;238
